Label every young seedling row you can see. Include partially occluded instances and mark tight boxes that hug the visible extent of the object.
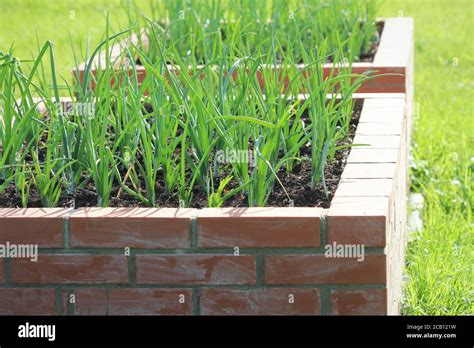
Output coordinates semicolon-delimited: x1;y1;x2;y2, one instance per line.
0;0;379;208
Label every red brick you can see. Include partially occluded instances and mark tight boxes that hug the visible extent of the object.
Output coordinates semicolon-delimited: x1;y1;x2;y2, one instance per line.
136;255;256;285
373;18;413;67
12;254;128;284
328;197;390;246
64;288;192;315
197;208;321;247
334;179;393;197
359;108;405;124
252;64;403;94
201;288;320;315
70;208;195;248
328;216;386;246
356;122;403;135
356;70;405;93
265;254;386;285
352;135;401;149
362;98;406;110
322;65;405;93
0;208;70;247
330;289;387;315
0;288;56;315
341;163;396;179
346;149;399;163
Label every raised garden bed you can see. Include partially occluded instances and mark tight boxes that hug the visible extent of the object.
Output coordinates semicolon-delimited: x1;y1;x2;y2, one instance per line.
0;0;414;315
72;17;413;94
0;94;409;315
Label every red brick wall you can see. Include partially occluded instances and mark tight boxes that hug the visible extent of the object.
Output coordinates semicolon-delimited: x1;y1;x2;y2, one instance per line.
0;205;389;315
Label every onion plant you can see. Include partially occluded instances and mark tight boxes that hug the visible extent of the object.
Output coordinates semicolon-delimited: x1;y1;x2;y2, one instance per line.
0;1;383;208
124;0;379;66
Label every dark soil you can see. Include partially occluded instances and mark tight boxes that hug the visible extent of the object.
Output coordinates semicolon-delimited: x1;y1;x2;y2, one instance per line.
359;21;384;62
0;101;362;209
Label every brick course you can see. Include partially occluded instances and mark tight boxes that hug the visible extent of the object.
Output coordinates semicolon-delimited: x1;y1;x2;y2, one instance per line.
11;254;129;284
136;255;257;285
330;289;387;315
0;288;57;315
197;207;321;247
201;288;321;315
69;208;195;248
63;288;192;315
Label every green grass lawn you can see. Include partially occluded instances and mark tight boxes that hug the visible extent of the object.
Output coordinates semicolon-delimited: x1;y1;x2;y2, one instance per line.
0;0;149;78
0;0;472;315
379;0;473;315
